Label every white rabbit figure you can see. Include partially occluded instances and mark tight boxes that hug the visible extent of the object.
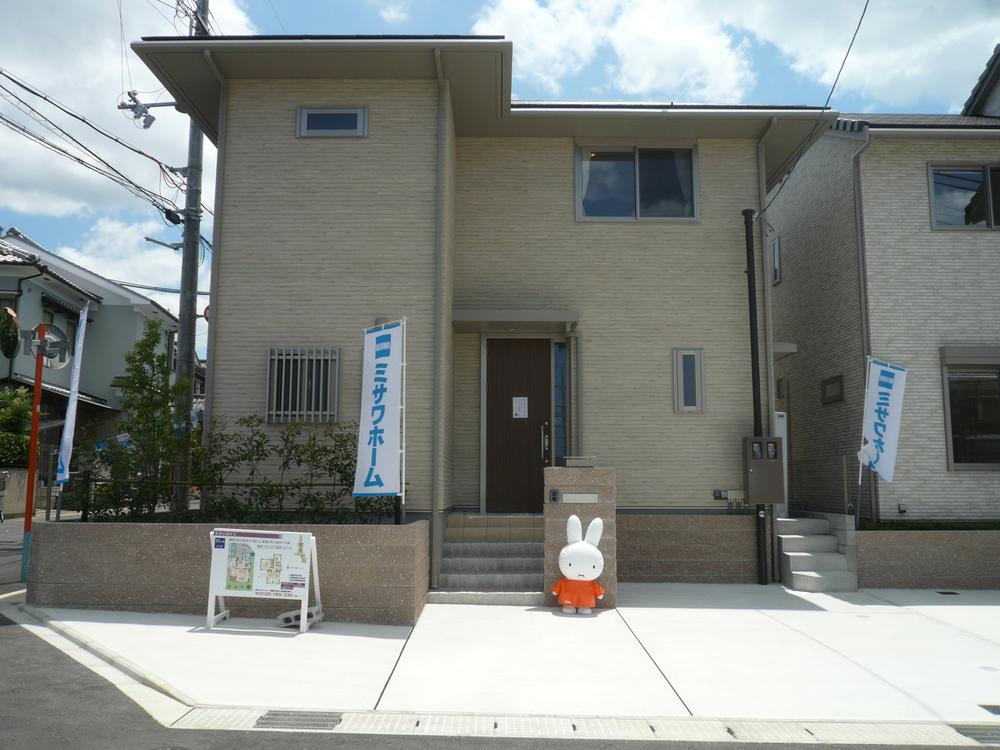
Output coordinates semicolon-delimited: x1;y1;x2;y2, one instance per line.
552;514;605;615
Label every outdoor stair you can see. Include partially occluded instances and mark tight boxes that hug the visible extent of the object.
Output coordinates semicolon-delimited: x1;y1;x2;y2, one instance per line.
777;517;857;593
427;513;547;605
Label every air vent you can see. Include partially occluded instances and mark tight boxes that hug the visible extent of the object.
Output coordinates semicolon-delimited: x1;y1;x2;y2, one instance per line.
253;711;342;731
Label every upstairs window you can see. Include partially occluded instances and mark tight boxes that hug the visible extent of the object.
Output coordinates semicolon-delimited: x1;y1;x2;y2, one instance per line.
930;165;1000;229
672;348;704;413
578;147;696;220
297;107;368;138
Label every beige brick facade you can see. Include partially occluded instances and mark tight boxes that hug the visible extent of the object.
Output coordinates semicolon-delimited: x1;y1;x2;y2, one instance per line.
210;81;772;513
770;131;1000;521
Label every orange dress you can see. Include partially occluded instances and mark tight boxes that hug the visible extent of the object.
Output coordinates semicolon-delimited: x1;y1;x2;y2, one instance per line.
552;578;604;608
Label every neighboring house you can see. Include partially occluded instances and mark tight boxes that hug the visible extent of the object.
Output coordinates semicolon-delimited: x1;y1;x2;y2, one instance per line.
0;227;178;443
765;51;1000;523
134;35;837;587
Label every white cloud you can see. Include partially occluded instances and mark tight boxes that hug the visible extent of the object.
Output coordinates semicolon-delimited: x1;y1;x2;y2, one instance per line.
473;0;1000;108
379;3;410;23
0;0;255;221
56;217;212;355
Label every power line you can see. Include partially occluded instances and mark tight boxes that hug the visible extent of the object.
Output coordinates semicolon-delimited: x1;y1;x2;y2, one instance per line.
756;0;870;222
111;279;210;296
265;0;287;33
0;67;214;217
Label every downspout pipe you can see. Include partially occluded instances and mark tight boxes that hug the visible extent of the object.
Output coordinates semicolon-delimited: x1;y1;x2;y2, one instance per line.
742;208;767;585
429;47;446;590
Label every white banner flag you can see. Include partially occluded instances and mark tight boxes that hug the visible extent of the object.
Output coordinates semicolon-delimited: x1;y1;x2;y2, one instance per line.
353;320;404;496
857;357;907;483
56;302;89;484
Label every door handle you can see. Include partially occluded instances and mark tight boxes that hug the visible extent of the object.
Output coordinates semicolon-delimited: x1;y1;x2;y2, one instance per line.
541;422;550;462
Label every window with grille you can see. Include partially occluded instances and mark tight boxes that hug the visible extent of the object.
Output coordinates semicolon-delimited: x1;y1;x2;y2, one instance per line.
266;347;340;423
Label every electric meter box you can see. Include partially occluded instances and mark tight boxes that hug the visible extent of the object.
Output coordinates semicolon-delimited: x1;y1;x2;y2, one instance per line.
742;436;784;505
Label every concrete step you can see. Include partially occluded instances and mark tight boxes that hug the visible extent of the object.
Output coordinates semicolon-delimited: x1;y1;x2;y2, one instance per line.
426;591;548;606
438;572;545;591
776;517;830;535
788;570;858;593
783;551;849;572
445;526;544;543
441;556;543;574
443;542;544;558
446;513;544;529
778;534;839;553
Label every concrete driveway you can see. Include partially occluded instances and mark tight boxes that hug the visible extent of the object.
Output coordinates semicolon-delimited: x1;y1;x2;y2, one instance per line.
13;583;1000;728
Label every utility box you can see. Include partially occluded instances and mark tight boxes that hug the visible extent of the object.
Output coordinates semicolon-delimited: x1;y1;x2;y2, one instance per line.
742;436;784;505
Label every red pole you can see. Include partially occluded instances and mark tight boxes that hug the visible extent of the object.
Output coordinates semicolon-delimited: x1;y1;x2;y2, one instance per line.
20;323;45;582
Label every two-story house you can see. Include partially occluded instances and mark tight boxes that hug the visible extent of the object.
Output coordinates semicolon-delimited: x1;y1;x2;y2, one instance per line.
0;227;178;437
765;47;1000;527
134;35;837;590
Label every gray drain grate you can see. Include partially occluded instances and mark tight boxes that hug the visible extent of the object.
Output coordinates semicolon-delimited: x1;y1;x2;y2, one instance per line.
254;710;343;731
952;725;1000;745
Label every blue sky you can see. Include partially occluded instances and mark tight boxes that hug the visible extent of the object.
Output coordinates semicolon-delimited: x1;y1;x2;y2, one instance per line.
2;0;998;356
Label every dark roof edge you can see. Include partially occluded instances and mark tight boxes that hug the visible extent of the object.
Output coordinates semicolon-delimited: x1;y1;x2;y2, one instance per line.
512;101;825;111
963;43;1000;116
140;34;505;42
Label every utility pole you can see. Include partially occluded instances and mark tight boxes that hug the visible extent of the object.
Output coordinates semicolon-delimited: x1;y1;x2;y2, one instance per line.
173;0;209;511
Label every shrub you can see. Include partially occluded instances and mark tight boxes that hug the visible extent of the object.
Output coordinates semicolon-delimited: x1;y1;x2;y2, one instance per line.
0;431;29;467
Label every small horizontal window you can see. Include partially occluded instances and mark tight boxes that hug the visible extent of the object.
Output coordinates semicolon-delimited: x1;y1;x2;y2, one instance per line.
930;165;999;229
578;147;696;220
673;348;704;412
297;107;367;138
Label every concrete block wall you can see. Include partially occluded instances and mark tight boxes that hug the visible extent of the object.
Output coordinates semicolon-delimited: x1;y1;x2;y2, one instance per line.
27;521;429;626
618;514;757;583
857;530;1000;588
543;468;617;608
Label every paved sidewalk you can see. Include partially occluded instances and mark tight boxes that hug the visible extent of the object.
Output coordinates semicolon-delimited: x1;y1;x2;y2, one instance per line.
10;582;1000;741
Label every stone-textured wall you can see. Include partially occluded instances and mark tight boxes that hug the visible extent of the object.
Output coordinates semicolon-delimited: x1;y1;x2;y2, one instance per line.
544;468;617;608
857;530;1000;589
618;515;757;583
27;521;429;626
859;136;1000;521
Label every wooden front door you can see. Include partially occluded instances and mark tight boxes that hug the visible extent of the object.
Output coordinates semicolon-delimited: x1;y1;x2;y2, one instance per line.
485;339;551;513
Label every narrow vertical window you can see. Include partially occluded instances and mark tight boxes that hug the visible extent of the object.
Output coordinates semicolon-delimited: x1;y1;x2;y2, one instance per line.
673;348;704;412
771;237;781;285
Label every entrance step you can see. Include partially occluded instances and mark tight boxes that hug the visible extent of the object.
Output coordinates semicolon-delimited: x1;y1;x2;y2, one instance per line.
778;534;839;553
777;516;857;593
788;570;858;593
444;514;544;543
441;556;543;574
438;515;547;602
439;572;544;591
426;591;548;606
776;517;830;535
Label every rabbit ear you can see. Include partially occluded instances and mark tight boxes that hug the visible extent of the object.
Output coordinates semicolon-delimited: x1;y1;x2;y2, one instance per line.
566;514;582;544
585;517;603;546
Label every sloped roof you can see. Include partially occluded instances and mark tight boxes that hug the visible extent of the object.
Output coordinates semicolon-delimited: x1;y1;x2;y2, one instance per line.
0;238;102;303
839;113;1000;129
963;43;1000;116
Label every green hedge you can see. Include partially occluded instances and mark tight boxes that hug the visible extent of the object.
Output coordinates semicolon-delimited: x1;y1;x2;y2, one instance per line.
0;431;29;467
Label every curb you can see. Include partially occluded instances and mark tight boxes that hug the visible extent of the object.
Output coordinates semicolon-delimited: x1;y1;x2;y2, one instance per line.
19;604;197;707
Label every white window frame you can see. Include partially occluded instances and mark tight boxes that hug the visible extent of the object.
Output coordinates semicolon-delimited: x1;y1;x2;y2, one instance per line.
928;163;999;230
296;107;368;138
266;347;340;423
673;348;704;413
575;143;700;222
771;236;781;285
